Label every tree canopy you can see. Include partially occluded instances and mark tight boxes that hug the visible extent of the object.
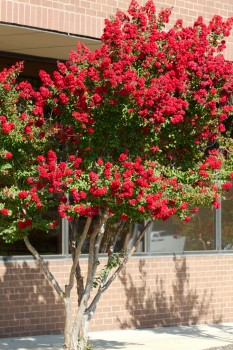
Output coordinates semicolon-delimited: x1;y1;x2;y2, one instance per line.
1;1;233;239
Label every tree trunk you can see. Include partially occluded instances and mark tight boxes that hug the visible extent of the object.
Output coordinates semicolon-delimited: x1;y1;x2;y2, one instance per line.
64;307;92;350
23;218;152;350
73;313;91;350
64;298;71;349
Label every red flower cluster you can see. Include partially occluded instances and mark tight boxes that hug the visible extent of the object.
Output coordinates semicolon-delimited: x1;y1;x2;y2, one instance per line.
17;219;33;230
30;151;191;221
34;1;233;172
2;152;13;160
0;208;9;216
1;1;233;240
222;181;232;192
0;116;15;134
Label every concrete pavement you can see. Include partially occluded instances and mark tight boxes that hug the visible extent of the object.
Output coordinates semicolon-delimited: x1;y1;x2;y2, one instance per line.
1;323;233;350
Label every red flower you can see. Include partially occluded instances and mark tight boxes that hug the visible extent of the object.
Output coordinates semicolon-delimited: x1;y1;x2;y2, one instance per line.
110;179;121;194
47;150;57;163
23;125;32;134
179;202;188;210
90;186;107;197
71;188;80;202
27;177;34;185
37;155;46;164
59;93;69;104
18;191;29;199
68;155;76;162
91;93;102;105
199;170;209;178
0;116;6;123
212;201;220;209
218;123;226;132
3;152;13;159
0;208;9;215
2;122;15;134
118;153;128;161
121;213;129;220
171;115;183;124
97;158;104;165
17;219;33;230
89;172;99;182
222;181;232;192
138;206;145;212
50;220;57;228
39;132;46;139
80;191;87;199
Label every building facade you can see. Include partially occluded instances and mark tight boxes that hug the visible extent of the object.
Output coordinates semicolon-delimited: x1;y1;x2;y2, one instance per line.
1;0;233;338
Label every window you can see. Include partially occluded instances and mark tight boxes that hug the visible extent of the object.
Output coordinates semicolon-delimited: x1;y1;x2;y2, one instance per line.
0;207;63;256
2;195;233;256
69;218;145;255
221;187;233;250
145;207;215;254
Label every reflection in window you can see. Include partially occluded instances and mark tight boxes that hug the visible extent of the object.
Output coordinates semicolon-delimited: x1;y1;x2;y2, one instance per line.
125;223;145;253
146;207;215;253
70;217;145;255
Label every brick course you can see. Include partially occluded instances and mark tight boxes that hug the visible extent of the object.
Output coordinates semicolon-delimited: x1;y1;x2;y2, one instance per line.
1;255;233;337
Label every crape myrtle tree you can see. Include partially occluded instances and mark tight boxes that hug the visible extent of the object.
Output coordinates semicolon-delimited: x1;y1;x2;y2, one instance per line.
1;1;233;349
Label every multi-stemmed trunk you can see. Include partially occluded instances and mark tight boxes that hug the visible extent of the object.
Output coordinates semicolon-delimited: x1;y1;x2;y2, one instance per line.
23;214;152;350
63;297;92;350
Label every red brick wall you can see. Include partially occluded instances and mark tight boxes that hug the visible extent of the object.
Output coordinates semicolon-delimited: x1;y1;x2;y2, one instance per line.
1;254;233;337
0;1;233;59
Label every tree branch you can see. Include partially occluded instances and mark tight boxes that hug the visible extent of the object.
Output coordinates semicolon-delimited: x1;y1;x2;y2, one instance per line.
65;217;92;297
23;235;65;300
70;209;109;340
87;220;152;313
85;209;109;294
112;220;126;251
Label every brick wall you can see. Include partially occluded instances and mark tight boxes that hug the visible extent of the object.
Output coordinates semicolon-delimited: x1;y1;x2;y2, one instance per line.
0;1;233;59
1;254;233;337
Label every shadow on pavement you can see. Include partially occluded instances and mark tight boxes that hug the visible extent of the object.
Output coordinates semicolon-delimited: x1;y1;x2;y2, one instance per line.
0;334;64;350
148;324;233;343
1;325;233;350
90;338;142;349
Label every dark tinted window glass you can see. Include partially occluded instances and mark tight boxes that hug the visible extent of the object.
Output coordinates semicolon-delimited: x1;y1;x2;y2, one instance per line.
0;208;62;256
146;207;215;253
222;186;233;250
